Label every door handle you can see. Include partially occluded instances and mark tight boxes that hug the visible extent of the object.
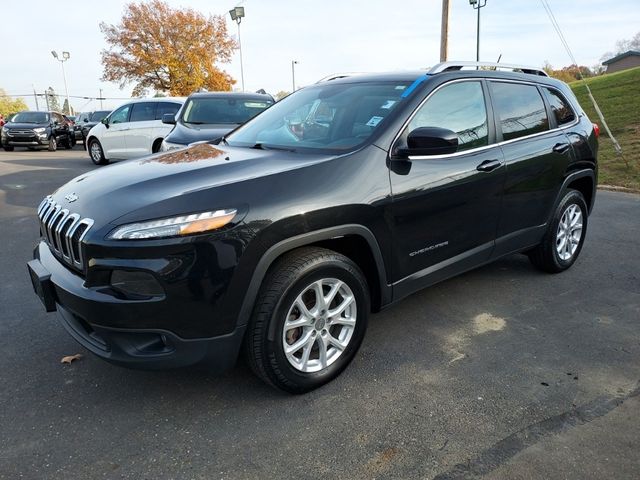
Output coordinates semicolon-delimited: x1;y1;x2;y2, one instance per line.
553;142;570;154
476;159;501;172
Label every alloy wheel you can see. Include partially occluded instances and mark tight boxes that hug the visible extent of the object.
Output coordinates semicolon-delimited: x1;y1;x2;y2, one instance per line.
282;278;357;373
556;204;583;261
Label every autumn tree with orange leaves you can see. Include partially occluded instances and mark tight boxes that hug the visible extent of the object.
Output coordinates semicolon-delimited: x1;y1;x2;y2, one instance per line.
100;0;237;96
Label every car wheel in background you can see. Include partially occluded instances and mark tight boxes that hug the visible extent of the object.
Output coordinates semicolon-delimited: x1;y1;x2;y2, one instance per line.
47;136;57;152
245;247;370;394
89;139;108;165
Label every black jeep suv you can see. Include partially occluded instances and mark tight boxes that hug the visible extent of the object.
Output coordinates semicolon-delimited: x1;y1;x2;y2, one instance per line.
27;62;598;393
2;111;74;151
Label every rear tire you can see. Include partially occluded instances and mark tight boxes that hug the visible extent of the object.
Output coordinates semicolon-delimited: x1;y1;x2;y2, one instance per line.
244;247;370;394
528;189;588;273
88;139;108;165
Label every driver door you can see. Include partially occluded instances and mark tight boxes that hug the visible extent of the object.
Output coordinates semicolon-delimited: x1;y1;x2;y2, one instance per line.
101;104;131;159
389;80;505;296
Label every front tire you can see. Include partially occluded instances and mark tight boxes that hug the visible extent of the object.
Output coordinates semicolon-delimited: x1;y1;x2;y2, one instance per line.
88;139;108;165
245;247;370;394
47;136;57;152
528;189;588;273
3;146;14;152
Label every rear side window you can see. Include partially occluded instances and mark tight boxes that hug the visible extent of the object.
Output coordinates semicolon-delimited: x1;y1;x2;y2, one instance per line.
490;82;549;141
129;103;157;122
407;81;489;152
543;88;576;126
156;102;181;120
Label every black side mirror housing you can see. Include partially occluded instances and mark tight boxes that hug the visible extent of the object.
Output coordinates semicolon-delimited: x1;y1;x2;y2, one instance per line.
395;127;459;158
162;113;176;125
101;117;109;128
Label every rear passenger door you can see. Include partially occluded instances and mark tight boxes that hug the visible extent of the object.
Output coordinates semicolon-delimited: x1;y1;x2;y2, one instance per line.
489;81;573;255
389;80;505;296
126;102;158;158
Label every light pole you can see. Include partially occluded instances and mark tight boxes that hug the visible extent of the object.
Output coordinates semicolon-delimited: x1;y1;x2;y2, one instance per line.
51;50;71;113
291;60;298;92
469;0;487;62
229;7;246;92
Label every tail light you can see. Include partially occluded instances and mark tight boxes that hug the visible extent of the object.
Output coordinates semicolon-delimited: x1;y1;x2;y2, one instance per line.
593;123;600;138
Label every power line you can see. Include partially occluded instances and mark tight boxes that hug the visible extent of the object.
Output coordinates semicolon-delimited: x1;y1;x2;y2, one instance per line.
539;0;623;160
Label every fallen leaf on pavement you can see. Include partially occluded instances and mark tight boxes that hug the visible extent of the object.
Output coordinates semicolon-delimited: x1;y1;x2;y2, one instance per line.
60;354;83;364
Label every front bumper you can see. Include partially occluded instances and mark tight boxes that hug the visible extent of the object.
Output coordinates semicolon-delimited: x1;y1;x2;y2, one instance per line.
29;242;246;371
3;137;49;146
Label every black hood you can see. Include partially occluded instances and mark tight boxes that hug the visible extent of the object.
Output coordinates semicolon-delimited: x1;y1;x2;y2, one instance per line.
164;122;237;146
49;143;335;232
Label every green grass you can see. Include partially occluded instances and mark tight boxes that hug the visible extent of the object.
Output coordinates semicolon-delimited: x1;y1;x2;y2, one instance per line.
570;67;640;190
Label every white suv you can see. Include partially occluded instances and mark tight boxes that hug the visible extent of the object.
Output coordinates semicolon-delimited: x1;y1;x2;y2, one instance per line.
86;97;184;165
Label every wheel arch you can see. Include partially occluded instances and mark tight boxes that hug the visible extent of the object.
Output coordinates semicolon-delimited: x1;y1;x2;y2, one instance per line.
237;225;391;328
542;168;595;236
152;137;164;153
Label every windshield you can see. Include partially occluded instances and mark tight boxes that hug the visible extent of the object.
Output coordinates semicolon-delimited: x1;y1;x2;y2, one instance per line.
11;112;49;124
90;111;111;122
226;81;410;152
181;97;273;125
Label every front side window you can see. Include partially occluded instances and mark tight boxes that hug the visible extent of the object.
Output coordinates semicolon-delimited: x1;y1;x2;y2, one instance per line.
226;81;411;152
543;88;576;126
129;103;156;122
491;82;549;141
110;105;131;124
405;81;489;152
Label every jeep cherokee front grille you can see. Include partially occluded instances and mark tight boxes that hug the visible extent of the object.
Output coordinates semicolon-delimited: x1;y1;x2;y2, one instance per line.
37;196;94;270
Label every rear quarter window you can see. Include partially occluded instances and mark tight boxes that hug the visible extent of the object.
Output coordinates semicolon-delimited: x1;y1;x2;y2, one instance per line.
490;82;549;141
156;102;181;120
543;87;576;126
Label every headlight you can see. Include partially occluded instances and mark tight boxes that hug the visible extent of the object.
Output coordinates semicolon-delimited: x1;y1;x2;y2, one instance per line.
108;209;237;240
33;127;46;133
160;140;185;152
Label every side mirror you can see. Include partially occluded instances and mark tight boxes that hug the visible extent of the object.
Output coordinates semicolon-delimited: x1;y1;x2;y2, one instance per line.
395;127;458;158
162;113;176;125
83;118;89;123
101;117;109;128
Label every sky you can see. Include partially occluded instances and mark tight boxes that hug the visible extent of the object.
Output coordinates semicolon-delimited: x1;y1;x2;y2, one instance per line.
2;0;639;112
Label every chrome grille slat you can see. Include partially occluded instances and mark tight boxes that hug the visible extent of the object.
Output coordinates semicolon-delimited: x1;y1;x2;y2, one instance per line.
36;197;93;270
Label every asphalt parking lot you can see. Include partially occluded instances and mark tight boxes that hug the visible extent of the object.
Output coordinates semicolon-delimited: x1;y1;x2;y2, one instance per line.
1;148;639;480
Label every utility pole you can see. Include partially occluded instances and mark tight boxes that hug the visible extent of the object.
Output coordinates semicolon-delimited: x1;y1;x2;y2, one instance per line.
32;85;40;111
291;60;298;92
99;88;103;109
440;0;450;62
44;90;50;111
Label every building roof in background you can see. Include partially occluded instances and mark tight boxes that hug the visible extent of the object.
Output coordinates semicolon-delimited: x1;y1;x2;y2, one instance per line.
602;50;640;65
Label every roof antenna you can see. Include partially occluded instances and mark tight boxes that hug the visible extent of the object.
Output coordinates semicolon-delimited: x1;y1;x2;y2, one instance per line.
496;54;502;63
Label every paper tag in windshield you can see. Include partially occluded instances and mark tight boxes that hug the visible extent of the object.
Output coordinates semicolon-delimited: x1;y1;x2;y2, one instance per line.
381;100;396;109
366;116;384;127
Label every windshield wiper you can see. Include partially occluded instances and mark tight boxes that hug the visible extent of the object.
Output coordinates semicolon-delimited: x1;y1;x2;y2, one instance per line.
185;121;206;125
220;136;229;146
250;143;296;152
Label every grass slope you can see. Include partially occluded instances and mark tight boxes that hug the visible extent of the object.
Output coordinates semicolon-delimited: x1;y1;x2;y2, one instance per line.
570;67;640;190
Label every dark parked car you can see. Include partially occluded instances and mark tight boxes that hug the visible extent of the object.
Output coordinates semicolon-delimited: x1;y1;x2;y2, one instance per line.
2;111;73;151
28;62;598;393
75;110;111;145
160;92;274;151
